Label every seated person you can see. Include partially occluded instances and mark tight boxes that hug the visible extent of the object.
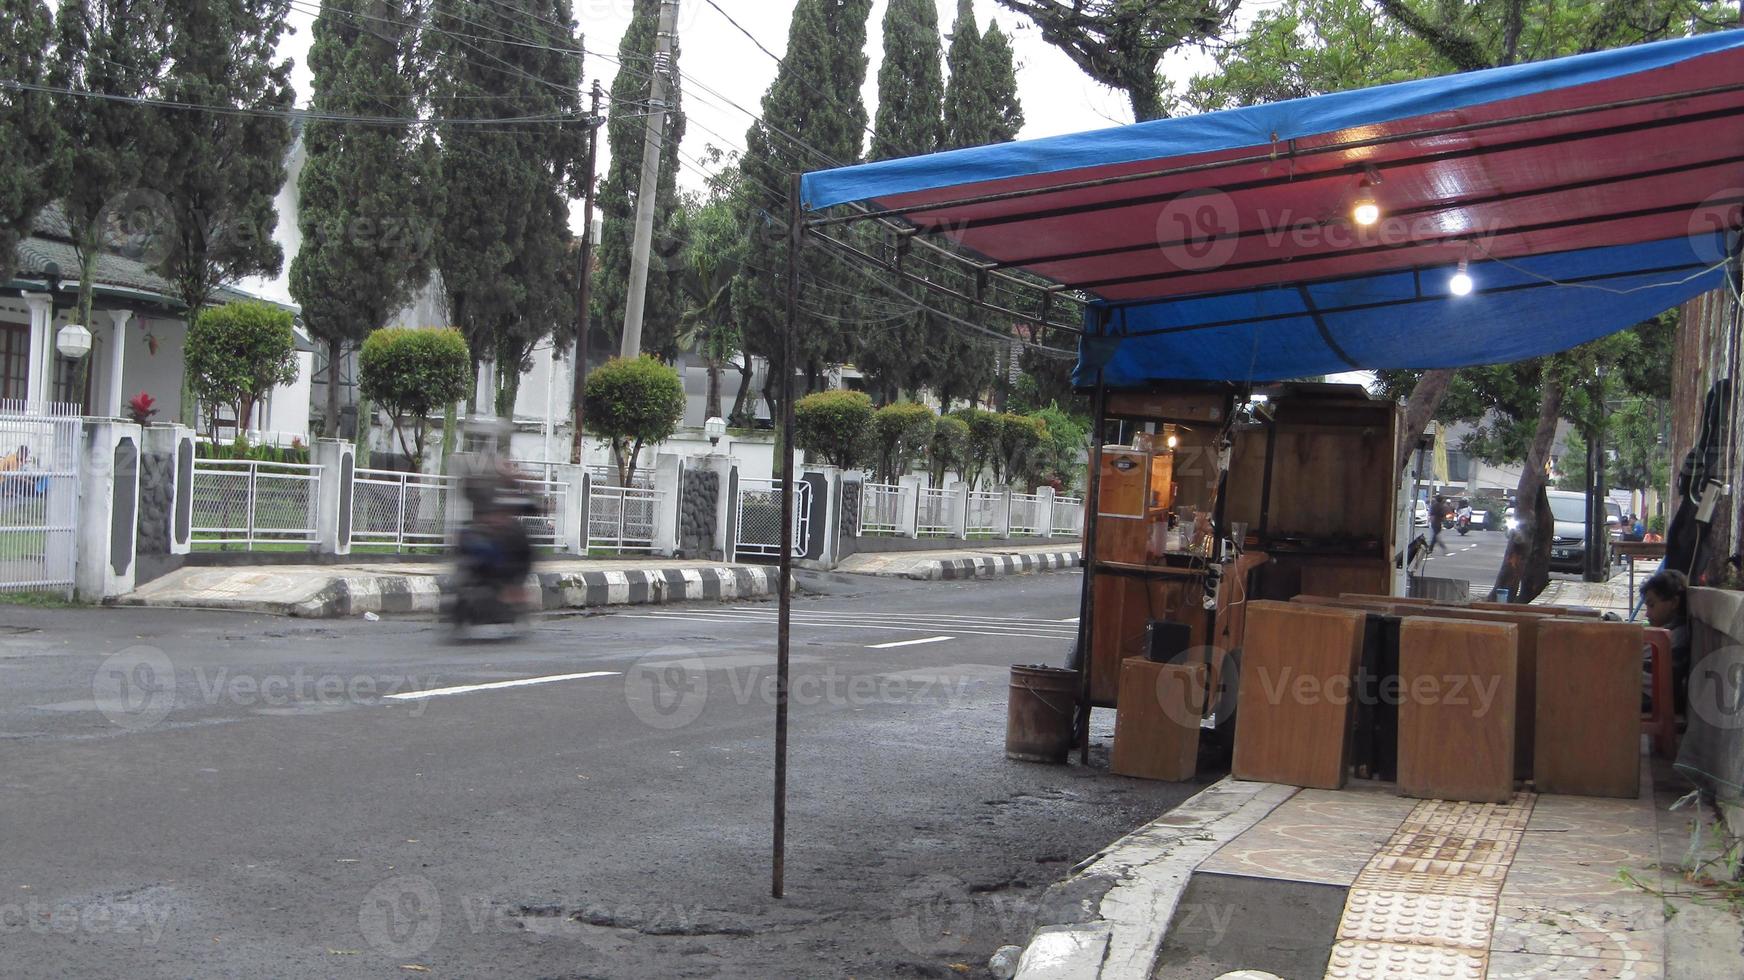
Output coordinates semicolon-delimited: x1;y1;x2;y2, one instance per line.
1640;569;1691;718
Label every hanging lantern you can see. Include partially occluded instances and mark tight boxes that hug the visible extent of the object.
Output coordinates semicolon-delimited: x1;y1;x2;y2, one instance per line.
56;323;93;360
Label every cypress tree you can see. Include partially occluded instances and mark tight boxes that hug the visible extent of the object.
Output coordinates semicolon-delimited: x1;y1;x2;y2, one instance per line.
593;0;688;360
427;0;586;416
857;0;944;405
0;0;66;285
47;0;170;342
289;0;434;437
148;0;297;313
732;0;873;422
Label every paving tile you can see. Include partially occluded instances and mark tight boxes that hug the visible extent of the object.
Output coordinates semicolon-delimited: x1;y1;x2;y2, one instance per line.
1325;939;1487;978
1512;832;1660;870
1379;831;1514;866
1498;857;1651;902
1400;797;1535;842
1200;793;1407;886
1337;888;1497;951
1491;897;1665;962
1486;951;1664;978
1355;867;1510;899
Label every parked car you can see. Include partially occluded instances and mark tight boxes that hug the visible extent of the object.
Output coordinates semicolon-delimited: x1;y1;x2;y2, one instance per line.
1546;489;1610;573
1413;500;1428;526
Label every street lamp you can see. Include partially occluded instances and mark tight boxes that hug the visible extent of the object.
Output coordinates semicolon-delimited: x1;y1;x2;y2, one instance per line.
705;415;727;448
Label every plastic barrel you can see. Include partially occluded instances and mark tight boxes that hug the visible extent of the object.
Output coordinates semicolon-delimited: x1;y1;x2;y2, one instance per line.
1005;664;1078;763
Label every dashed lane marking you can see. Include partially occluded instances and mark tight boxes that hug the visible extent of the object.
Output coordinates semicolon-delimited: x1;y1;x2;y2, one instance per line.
384;671;620;701
867;636;954;649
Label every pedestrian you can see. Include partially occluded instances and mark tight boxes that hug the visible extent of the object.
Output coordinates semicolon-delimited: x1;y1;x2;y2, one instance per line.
1429;494;1451;553
1640;569;1691;718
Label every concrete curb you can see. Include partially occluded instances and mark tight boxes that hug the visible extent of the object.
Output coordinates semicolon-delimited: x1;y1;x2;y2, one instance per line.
120;566;785;619
1014;777;1297;979
905;550;1083;582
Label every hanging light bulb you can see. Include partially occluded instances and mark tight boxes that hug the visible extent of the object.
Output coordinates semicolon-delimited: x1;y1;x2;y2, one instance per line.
1352;197;1381;226
1449;258;1474;296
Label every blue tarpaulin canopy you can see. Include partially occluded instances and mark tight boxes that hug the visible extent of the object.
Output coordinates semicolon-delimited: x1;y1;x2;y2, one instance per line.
799;31;1744;387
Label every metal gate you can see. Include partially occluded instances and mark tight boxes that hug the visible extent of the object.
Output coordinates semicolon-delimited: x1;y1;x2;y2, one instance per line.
734;479;811;560
0;407;83;596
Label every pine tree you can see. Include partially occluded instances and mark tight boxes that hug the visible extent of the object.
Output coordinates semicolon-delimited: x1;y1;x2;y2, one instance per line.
0;0;66;285
427;0;586;415
147;0;296;313
928;0;1030;410
856;0;944;404
592;0;688;360
47;0;170;336
731;0;873;422
289;0;434;437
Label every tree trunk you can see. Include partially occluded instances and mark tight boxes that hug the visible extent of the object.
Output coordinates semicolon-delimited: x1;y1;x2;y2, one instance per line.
704;357;723;421
324;337;343;438
729;357;755;427
1396;368;1457;474
1492;378;1565;602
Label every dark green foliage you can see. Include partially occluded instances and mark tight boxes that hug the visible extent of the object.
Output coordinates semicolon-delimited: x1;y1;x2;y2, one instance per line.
584;356;685;485
48;0;170;332
184;301;300;442
290;0;434;437
147;0;296;313
868;401;936;483
996;0;1239;121
0;0;67;285
427;0;586;414
732;0;873;421
674;178;746;423
358;327;470;470
857;0;945;402
951;407;1001;487
927;413;969;488
794;389;874;469
993;412;1047;487
1027;404;1089;492
592;0;688;359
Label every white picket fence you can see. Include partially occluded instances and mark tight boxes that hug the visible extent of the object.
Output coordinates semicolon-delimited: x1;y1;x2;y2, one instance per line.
190;459;323;549
859;482;908;536
352;469;457;551
1053;495;1085;536
916;487;954;538
588;484;663;553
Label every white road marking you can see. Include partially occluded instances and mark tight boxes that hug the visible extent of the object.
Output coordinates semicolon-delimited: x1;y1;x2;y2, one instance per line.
726;606;1076;630
384;671;620;701
868;635;954;649
625;612;1068;640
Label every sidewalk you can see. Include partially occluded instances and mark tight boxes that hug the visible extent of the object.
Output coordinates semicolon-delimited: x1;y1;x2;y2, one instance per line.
834;542;1082;580
118;542;1084;617
1013;756;1742;979
1531;559;1655;618
119;558;782;618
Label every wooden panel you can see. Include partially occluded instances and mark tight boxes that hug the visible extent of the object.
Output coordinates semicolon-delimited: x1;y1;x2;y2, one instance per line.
1232;600;1367;790
1089;572;1208;706
1385;606;1549;779
1265;425;1394;541
1095;516;1151;566
1397;618;1518;803
1535;620;1645;798
1106;390;1228;424
1223;427;1268;530
1112;660;1206;781
1298;559;1394;599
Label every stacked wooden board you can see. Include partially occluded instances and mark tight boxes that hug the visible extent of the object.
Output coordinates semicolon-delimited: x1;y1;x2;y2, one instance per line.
1396;618;1519;803
1534;619;1646;798
1231;600;1368;790
1111;660;1206;781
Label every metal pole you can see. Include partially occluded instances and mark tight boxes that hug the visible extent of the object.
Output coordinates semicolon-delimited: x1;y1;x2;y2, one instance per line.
620;0;680;359
773;172;800;899
1074;373;1108;765
571;80;604;464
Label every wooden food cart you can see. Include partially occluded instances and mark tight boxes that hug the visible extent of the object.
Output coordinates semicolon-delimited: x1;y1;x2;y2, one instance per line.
1082;382;1400;725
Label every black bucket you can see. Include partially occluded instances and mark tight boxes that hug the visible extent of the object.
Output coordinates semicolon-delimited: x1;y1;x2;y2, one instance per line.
1005;664;1078;763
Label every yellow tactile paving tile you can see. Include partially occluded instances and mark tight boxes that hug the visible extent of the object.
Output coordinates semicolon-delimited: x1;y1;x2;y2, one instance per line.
1337;889;1497;951
1326;939;1488;978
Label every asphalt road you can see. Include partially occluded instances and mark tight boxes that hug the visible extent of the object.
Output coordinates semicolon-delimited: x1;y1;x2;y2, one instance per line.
1416;526;1510;595
0;571;1204;979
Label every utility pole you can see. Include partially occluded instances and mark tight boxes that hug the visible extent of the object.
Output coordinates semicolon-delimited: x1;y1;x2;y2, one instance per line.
620;0;679;360
570;79;605;464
